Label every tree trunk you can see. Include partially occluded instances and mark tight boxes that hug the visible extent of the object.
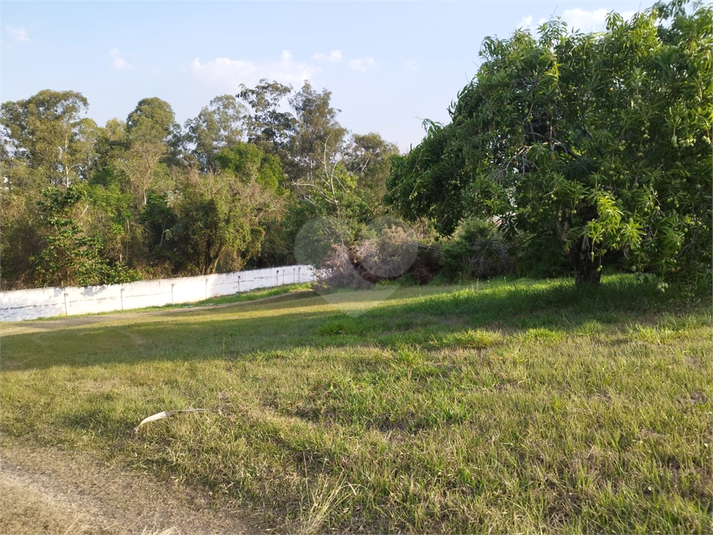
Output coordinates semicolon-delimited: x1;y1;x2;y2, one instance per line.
570;238;601;286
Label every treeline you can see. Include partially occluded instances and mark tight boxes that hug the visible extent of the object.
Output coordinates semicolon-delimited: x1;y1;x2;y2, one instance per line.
3;0;710;292
1;81;399;289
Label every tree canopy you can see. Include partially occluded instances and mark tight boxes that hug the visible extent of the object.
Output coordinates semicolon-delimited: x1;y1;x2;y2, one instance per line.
387;0;712;285
1;81;399;289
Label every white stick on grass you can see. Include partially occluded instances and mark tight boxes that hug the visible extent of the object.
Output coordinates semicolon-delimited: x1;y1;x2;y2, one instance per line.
133;409;208;434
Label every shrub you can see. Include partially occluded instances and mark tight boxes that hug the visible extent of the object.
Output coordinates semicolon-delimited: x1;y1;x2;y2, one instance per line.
314;244;371;291
404;244;442;285
440;219;512;281
316;222;420;290
354;225;418;281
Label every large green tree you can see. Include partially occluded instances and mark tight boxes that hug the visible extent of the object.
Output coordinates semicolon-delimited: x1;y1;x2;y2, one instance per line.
119;97;177;207
215;142;284;192
238;79;295;156
387;1;712;285
182;95;246;172
142;153;285;275
1;90;99;288
344;132;400;216
288;81;347;185
0;90;97;190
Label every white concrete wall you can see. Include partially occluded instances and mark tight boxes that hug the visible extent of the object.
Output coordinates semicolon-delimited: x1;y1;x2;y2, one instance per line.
0;265;315;323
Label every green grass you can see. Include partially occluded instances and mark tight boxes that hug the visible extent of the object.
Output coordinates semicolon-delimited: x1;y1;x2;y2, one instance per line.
194;282;314;306
1;274;711;534
140;282;314;311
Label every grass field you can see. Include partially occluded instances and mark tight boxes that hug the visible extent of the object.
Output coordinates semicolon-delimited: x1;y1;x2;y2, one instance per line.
1;275;711;534
167;282;315;308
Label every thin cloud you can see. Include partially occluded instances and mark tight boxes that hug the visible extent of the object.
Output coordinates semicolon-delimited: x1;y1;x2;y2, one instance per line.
405;59;418;72
191;50;319;91
5;25;29;42
562;8;609;32
313;50;342;63
517;15;547;33
562;8;636;32
519;9;638;35
109;48;132;71
348;57;376;72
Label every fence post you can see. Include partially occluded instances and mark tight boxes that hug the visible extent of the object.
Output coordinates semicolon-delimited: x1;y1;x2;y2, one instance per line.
205;279;209;299
63;292;69;316
171;284;175;304
276;270;279;286
120;288;124;311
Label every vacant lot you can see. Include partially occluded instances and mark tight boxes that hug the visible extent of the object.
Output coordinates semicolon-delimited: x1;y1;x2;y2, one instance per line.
1;276;711;534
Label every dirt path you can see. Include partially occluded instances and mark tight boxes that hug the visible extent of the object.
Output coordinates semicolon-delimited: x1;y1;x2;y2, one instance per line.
0;437;263;535
0;291;316;337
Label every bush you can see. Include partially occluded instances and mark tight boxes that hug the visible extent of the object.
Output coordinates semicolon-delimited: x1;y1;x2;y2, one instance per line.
354;225;418;281
316;223;420;290
314;244;372;291
404;244;442;285
440;219;512;281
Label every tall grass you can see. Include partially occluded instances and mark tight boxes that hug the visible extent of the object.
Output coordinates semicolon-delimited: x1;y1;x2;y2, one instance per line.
1;274;711;533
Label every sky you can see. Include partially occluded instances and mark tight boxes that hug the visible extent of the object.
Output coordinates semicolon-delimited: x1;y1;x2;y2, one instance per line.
1;0;658;153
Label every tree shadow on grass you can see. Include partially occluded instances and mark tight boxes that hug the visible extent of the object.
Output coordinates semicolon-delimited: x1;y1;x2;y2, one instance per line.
1;275;706;371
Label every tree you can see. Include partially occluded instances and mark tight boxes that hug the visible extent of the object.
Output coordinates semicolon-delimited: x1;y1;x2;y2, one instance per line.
31;185;135;287
86;168;135;267
215;142;284;192
0;90;97;189
387;1;712;285
93;118;129;171
0;90;99;288
119;97;177;207
126;97;176;143
182;95;246;172
0;186;43;289
288;81;347;185
343;132;400;215
238;79;295;156
148;165;284;275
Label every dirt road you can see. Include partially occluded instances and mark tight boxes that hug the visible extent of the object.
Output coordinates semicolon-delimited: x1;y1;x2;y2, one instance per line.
0;438;261;535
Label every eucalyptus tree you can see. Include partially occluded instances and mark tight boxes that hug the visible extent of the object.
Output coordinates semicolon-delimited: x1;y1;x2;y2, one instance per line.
0;89;97;190
0;90;98;288
343;132;399;213
238;79;295;156
182;95;246;172
387;0;712;285
288;81;347;185
119;97;178;207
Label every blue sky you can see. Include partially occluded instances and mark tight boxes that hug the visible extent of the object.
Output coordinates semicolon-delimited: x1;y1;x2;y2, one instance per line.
1;1;657;152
